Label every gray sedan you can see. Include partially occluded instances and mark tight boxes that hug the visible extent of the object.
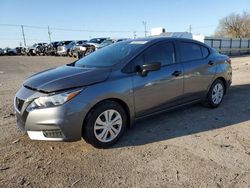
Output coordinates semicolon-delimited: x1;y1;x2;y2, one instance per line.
14;37;232;148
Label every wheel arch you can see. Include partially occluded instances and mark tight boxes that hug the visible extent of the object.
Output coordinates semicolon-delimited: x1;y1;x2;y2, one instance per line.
82;98;132;138
214;76;228;94
104;98;131;128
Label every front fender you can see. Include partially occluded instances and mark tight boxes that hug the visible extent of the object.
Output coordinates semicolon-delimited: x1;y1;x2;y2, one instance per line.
74;74;135;131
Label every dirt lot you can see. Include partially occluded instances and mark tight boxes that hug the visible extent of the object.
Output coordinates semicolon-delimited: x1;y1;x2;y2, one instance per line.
0;55;250;188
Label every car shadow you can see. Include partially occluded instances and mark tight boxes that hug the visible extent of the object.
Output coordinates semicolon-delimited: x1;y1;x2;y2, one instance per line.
114;83;250;148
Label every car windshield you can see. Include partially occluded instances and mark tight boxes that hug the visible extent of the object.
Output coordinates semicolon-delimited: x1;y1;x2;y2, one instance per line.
67;41;76;47
100;40;113;46
89;38;106;44
58;41;72;46
76;40;87;45
74;40;145;67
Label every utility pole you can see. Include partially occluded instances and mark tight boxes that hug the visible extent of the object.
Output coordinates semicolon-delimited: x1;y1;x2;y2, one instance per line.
189;24;192;33
142;21;147;37
133;31;137;39
21;25;26;46
48;26;52;43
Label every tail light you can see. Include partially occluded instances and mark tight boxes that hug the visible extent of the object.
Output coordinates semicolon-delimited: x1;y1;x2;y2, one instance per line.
226;58;231;65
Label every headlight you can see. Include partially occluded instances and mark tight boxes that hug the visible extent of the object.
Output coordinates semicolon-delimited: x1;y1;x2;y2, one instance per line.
27;90;81;112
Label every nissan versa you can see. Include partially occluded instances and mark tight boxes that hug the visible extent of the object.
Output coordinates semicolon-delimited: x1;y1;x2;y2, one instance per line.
14;38;232;148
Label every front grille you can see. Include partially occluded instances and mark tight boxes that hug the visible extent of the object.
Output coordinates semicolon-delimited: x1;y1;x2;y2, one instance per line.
15;97;24;112
58;46;65;51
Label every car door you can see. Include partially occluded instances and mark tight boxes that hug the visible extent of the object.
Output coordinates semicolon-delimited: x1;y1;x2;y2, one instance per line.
177;41;215;102
132;41;184;117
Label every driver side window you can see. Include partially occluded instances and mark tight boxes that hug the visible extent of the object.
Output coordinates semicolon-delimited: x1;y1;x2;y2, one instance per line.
123;42;176;73
134;42;176;68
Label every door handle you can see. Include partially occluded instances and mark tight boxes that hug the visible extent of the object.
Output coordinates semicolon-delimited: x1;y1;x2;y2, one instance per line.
208;61;214;66
172;70;182;77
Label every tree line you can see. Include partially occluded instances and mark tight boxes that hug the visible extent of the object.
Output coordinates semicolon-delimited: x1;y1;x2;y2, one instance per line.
215;11;250;38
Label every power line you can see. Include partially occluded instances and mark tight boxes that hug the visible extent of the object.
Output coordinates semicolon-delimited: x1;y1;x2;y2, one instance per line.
0;37;52;41
0;23;144;33
0;23;146;47
192;25;217;29
0;23;217;33
50;27;143;33
0;24;47;29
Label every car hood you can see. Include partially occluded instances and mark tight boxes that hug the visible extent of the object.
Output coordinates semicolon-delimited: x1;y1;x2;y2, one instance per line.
28;46;37;50
23;65;111;93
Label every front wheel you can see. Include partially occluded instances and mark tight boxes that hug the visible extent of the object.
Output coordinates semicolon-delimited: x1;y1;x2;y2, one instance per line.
206;79;225;108
83;101;127;148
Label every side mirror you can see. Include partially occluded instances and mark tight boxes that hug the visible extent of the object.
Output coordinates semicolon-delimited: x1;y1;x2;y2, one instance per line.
136;62;161;77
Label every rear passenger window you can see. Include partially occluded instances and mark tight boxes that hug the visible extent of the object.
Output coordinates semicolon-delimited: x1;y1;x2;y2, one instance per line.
201;46;209;57
144;42;176;66
180;42;203;62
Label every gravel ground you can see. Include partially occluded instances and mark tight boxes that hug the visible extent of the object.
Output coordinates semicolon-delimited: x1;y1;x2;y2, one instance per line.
0;55;250;188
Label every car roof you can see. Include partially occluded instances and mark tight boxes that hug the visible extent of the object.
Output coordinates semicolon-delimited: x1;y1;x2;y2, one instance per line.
131;37;196;43
127;37;210;49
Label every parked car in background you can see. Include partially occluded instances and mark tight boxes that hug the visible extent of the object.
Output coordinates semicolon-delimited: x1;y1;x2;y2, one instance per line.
14;37;232;148
28;43;48;56
0;48;3;55
87;38;108;47
45;41;60;56
57;40;88;57
68;40;88;57
16;47;27;55
97;38;129;49
56;41;73;56
73;38;108;58
71;44;89;58
86;38;109;51
2;47;18;55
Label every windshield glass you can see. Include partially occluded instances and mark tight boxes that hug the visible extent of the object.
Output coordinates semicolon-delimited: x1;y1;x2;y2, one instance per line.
100;40;113;46
89;38;106;44
67;41;75;47
76;40;87;45
74;40;144;67
58;41;72;46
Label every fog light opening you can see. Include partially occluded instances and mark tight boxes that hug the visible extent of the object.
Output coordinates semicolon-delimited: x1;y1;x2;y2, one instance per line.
43;129;64;138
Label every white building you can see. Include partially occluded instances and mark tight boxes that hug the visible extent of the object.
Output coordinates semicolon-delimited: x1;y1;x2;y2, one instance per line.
150;27;205;43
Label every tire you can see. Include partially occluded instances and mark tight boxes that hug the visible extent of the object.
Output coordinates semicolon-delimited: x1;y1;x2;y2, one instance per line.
206;79;225;108
67;50;70;57
83;101;127;148
78;52;82;59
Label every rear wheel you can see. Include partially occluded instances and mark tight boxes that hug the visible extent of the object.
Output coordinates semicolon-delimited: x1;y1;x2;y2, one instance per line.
83;101;127;148
206;79;225;108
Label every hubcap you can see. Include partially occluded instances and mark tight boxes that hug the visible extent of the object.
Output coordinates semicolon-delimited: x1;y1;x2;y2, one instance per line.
212;83;224;104
94;109;122;143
